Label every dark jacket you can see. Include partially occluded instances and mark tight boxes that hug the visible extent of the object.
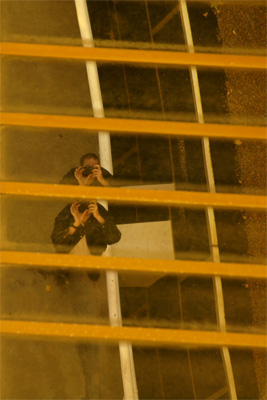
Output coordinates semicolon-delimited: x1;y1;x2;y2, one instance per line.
59;167;114;186
51;203;121;255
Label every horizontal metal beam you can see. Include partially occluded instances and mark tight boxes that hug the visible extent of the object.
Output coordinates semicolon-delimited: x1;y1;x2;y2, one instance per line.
1;251;266;279
1;42;266;70
1;320;266;349
1;112;266;140
1;182;266;210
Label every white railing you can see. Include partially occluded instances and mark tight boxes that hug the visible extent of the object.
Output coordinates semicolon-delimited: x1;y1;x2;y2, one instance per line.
179;1;237;398
74;1;138;398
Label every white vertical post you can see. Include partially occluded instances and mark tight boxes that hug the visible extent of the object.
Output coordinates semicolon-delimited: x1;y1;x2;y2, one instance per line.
179;1;237;398
74;1;138;398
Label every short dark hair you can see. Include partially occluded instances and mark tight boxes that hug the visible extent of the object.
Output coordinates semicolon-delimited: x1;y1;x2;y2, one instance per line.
80;153;99;165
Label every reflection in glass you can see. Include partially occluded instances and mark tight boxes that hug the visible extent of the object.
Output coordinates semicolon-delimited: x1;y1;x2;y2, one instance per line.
2;195;265;265
1;1;266;399
2;126;265;195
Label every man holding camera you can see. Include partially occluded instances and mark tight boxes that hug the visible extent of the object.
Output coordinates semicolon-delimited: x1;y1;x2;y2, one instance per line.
59;153;113;187
51;200;121;281
51;200;121;256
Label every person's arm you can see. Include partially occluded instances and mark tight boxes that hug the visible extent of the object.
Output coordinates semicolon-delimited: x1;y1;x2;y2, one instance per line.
51;210;79;253
91;165;111;186
64;202;88;234
102;167;120;187
92;203;121;245
100;215;122;244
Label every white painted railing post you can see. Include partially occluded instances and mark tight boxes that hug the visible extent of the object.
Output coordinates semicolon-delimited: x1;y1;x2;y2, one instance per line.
179;1;237;398
74;1;138;398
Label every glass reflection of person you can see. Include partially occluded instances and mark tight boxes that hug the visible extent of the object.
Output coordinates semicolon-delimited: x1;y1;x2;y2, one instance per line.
59;153;113;187
51;200;121;280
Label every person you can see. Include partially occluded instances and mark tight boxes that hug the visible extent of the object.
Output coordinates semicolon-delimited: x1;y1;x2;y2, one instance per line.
59;153;113;187
51;200;121;280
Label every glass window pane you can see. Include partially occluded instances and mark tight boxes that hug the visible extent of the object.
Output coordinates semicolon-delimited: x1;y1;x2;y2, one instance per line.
2;0;266;56
1;336;124;399
1;335;262;400
2;54;266;126
2;127;265;195
2;263;265;335
1;195;265;263
1;57;93;116
1;1;266;399
1;0;82;46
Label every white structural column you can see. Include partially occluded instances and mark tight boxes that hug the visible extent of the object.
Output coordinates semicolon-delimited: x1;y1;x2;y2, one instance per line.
73;0;112;170
74;1;138;399
179;1;237;399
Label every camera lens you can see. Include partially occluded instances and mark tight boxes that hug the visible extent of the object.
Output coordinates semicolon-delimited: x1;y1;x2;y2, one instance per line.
82;165;94;177
78;202;89;213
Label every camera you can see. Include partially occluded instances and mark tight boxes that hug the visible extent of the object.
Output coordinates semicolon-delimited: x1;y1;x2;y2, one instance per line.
78;202;90;213
82;165;95;177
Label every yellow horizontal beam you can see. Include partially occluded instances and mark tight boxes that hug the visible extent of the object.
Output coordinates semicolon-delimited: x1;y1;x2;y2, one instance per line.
1;42;266;70
1;320;266;349
1;182;266;210
1;251;266;279
1;112;266;140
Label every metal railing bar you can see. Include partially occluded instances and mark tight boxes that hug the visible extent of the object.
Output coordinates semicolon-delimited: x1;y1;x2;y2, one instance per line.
1;182;266;210
1;112;266;141
1;251;266;279
2;320;266;349
1;42;266;70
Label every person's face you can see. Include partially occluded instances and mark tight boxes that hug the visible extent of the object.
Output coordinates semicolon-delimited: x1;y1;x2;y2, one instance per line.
82;157;98;168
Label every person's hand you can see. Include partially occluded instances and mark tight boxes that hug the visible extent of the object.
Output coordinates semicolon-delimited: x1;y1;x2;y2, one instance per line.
88;200;100;219
88;200;105;225
74;166;95;186
70;202;90;225
91;165;110;186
